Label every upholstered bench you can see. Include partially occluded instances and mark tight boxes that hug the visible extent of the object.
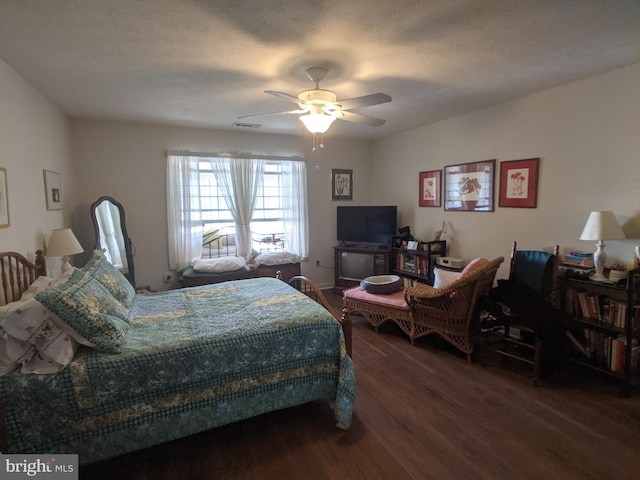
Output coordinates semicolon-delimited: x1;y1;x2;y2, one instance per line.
342;286;415;343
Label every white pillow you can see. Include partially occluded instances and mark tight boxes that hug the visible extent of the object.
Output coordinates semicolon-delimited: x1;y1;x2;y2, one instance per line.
255;252;300;266
18;275;55;299
433;268;462;289
192;256;247;273
1;297;79;375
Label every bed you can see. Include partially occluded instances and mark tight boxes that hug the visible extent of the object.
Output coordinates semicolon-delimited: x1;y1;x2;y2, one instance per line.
0;250;354;465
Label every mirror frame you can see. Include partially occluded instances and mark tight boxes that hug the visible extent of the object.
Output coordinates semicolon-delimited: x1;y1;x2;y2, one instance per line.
90;196;136;287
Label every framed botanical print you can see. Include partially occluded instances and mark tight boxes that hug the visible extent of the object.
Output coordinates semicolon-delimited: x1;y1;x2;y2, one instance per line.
419;170;442;207
0;167;9;228
332;169;353;200
44;170;62;210
444;160;496;212
499;158;540;208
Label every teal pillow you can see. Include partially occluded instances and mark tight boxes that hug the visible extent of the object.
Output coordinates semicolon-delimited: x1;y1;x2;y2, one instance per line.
82;253;135;308
36;269;129;353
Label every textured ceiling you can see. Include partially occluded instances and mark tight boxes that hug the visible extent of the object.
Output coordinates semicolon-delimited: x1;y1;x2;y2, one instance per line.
1;0;639;140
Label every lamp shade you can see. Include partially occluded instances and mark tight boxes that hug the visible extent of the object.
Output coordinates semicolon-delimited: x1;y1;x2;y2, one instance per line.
299;113;336;134
46;228;84;257
579;211;625;241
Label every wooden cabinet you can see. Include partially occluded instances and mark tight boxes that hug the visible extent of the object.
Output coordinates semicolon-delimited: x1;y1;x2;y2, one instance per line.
559;268;639;396
392;240;446;286
333;245;391;294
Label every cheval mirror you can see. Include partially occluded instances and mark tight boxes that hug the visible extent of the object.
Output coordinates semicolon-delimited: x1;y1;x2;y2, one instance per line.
90;196;136;287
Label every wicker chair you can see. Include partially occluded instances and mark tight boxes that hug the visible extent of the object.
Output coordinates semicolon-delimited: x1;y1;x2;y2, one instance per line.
404;257;504;362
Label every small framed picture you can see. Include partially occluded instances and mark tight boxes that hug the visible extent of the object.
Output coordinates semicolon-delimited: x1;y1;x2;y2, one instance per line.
0;167;9;228
44;170;62;210
332;169;353;201
419;170;442;207
499;158;540;208
444;160;496;212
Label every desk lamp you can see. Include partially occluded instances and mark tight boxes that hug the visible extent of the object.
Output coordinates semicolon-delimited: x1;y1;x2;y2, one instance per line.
579;211;625;282
47;228;84;275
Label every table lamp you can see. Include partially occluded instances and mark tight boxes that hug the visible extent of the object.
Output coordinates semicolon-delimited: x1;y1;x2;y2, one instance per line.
579;211;625;282
46;228;84;275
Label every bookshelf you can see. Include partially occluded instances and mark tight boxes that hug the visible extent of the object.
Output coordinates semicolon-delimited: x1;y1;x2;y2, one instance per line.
559;268;640;396
392;240;446;287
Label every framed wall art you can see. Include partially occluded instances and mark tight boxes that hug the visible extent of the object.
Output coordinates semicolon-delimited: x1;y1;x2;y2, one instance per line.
332;169;353;201
499;158;540;208
444;160;496;212
419;170;442;207
43;170;62;210
0;167;9;228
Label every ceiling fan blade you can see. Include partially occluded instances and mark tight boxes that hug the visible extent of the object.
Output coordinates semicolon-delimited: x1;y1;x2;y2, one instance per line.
265;90;301;104
334;93;392;110
238;108;308;120
332;110;386;127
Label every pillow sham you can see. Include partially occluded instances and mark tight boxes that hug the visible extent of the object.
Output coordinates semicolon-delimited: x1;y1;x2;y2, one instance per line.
460;257;489;277
1;298;79;374
255;251;301;266
433;268;462;289
82;253;136;308
35;269;129;353
192;256;247;273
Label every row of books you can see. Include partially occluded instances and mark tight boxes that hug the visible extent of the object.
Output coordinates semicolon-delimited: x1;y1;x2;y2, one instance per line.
563;287;628;328
566;329;639;373
401;277;425;288
395;253;429;276
559;251;595;276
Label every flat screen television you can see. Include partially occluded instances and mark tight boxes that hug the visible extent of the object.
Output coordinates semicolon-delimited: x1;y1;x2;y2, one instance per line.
337;205;397;246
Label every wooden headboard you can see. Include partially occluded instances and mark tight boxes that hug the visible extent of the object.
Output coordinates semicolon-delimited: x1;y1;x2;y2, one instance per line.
0;250;47;306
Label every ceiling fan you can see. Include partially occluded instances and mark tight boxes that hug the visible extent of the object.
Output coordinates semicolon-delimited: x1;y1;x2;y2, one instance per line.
238;67;392;136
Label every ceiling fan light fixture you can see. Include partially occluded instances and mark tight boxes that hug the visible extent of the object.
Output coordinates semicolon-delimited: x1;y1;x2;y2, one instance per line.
300;113;335;134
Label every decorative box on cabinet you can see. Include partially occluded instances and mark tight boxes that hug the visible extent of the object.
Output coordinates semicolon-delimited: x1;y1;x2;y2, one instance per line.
333;245;391;294
393;240;446;287
560;268;640;397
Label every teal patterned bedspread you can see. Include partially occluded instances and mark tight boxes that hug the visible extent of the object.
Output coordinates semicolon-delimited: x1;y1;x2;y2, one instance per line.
0;277;355;464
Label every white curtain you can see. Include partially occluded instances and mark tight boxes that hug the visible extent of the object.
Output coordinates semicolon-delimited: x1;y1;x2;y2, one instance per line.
209;157;265;259
282;160;309;259
166;155;203;270
167;153;308;266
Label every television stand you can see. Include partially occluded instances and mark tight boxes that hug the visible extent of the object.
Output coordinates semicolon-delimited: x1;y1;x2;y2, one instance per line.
333;244;391;294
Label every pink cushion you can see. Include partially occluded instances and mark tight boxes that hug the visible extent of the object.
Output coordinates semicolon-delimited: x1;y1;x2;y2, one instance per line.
460;257;489;277
343;287;409;310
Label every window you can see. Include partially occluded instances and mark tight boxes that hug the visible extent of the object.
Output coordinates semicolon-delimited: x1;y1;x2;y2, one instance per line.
167;154;308;270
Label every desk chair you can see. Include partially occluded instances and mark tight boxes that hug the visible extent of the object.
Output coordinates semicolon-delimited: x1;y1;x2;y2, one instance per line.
480;242;562;384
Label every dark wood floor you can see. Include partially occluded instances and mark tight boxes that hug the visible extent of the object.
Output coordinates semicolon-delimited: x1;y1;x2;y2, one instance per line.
82;290;640;479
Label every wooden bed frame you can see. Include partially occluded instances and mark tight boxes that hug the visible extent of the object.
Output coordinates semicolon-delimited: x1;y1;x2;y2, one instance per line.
0;251;47;453
0;250;47;306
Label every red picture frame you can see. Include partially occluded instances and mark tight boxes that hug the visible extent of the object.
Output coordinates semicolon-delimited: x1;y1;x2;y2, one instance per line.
499;158;540;208
444;160;495;212
419;170;442;207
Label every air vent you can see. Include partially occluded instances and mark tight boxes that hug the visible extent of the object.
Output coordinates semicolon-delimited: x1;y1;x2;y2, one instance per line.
233;122;261;128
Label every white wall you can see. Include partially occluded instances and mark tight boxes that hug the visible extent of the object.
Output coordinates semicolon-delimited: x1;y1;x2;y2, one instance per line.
372;63;640;280
5;55;638;289
0;59;74;274
70;120;372;290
